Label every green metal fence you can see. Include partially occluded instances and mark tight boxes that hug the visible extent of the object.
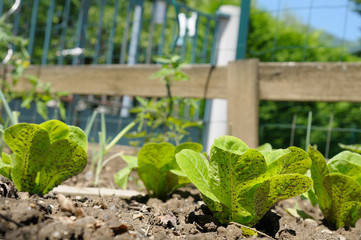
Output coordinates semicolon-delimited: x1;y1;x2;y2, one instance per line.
4;0;221;66
2;0;226;145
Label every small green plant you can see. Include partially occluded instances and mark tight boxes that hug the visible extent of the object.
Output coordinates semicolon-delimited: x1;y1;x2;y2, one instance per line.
0;120;87;195
114;142;203;199
84;111;136;186
307;146;361;229
175;135;313;226
127;55;202;145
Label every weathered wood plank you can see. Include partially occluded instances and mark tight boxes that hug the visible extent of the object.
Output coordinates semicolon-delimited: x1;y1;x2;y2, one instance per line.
9;62;361;102
227;59;259;148
259;62;361;102
12;64;228;99
52;185;144;198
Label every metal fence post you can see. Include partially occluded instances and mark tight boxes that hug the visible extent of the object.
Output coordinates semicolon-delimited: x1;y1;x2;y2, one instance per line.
72;0;91;65
121;0;145;118
205;5;241;152
28;0;40;60
128;0;144;65
236;0;251;59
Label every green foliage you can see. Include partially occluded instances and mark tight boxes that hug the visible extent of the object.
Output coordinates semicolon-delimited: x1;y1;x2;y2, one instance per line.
259;101;361;158
248;4;359;62
0;15;28;61
0;11;68;123
129;96;202;144
114;142;202;199
84;111;136;186
248;3;361;157
0;120;87;195
128;55;202;145
307;146;361;228
176;135;313;226
151;56;189;85
113;155;138;189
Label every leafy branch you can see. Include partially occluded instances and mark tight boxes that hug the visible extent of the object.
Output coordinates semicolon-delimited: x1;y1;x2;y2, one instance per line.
127;55;201;145
0;9;68;123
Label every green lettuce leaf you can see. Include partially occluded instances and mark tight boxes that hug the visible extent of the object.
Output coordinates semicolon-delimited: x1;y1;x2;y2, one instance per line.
0;153;12;179
4;123;50;192
328;160;361;185
267;147;311;176
137;142;174;197
308;146;332;217
69;126;88;152
308;147;361;228
114;167;133;189
176;135;313;226
250;173;312;225
338;143;361;154
114;155;138;189
38;139;87;194
3;120;87;194
322;173;361;228
39;120;69;143
176;149;218;202
114;142;202;192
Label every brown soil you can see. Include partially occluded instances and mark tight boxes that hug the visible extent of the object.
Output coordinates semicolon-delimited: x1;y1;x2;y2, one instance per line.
1;145;361;240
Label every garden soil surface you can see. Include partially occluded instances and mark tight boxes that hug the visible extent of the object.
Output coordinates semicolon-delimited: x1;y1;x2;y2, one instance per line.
1;145;361;240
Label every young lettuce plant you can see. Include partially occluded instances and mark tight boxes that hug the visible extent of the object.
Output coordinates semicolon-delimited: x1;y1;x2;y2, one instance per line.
114;142;202;199
176;135;313;226
0;120;87;195
307;146;361;229
338;143;361;154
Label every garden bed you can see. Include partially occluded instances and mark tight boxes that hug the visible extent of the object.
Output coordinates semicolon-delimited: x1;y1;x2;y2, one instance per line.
1;145;361;240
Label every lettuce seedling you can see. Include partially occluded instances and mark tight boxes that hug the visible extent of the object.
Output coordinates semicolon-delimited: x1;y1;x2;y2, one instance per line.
308;146;361;228
0;120;87;195
114;142;202;198
176;135;313;226
113;154;138;189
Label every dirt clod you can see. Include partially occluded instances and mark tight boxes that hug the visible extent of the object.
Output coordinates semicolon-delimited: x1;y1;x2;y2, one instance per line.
0;177;18;198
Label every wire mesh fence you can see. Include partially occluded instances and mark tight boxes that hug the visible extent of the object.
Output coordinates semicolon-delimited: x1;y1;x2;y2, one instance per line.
1;0;222;145
251;0;361;157
2;0;220;65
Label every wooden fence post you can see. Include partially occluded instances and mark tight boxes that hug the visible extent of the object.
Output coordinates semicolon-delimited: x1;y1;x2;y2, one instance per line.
227;59;259;147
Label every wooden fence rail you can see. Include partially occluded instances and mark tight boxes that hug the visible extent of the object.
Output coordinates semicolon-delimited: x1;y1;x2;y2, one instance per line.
6;59;361;147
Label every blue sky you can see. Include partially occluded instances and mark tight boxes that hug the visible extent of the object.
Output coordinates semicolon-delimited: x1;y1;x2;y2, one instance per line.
255;0;361;42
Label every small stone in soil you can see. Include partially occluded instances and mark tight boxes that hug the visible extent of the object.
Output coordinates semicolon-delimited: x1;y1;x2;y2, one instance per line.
52;231;61;239
75;195;88;202
133;212;144;220
19;192;30;200
338;235;347;240
278;228;297;239
158;213;177;229
225;225;243;240
303;218;318;228
94;199;107;209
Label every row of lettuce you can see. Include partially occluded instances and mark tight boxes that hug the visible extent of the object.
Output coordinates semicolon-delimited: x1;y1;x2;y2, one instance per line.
1;120;361;231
